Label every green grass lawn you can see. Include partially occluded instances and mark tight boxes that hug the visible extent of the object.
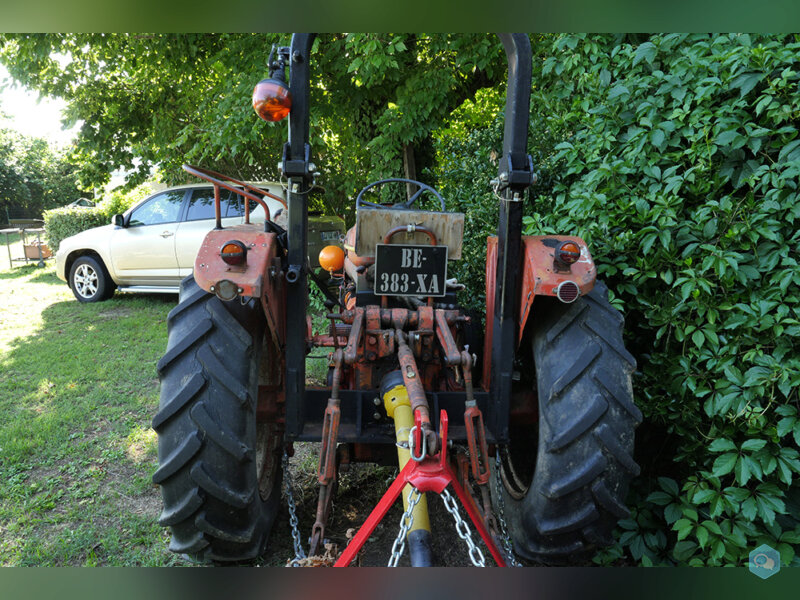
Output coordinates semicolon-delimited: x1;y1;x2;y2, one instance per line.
0;257;181;565
0;244;477;567
0;246;338;566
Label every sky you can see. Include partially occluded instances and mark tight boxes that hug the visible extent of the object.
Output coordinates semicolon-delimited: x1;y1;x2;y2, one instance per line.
0;64;80;148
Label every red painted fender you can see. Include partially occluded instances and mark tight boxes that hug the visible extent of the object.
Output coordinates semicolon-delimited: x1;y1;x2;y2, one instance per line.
482;235;596;387
194;224;286;348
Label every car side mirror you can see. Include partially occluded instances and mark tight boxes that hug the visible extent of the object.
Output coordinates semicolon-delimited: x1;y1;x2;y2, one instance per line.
111;214;125;228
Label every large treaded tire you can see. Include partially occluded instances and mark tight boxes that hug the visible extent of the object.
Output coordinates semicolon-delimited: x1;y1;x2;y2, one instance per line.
152;276;281;562
499;280;642;562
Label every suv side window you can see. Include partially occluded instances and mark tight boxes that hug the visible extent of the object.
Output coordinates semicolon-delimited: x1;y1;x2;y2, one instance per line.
128;191;185;227
225;194;260;218
185;188;238;221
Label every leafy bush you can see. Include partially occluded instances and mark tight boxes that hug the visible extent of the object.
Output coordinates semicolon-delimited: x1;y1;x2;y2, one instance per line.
43;208;108;253
434;33;800;566
43;185;150;252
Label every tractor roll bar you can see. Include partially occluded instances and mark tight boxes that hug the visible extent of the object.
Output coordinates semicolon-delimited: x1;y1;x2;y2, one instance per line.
281;34;534;441
489;34;534;441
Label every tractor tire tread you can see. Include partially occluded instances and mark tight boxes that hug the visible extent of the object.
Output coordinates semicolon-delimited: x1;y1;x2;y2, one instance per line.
152;372;206;432
502;280;639;563
190;402;252;463
151;431;203;484
153;275;279;563
158;488;204;527
546;393;607;452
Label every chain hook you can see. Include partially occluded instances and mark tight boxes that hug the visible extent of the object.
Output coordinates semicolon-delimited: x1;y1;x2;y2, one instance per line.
408;425;427;462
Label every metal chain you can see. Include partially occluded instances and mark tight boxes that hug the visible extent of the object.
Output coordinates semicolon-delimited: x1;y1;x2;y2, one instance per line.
282;449;307;566
388;487;422;567
440;488;486;567
494;452;523;567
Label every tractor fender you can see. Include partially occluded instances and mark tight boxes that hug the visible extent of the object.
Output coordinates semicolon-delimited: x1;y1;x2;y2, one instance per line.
194;225;285;348
482;235;596;387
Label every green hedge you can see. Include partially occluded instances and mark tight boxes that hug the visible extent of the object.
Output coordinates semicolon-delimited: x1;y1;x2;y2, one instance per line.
44;186;150;253
434;33;800;566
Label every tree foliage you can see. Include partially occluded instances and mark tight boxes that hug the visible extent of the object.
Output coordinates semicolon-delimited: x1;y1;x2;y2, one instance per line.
0;123;84;221
0;34;505;222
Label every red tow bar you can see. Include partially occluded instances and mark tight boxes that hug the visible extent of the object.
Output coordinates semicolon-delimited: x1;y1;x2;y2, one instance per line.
334;409;507;567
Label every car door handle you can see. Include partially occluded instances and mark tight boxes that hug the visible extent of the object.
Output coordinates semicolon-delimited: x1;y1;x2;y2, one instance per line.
160;231;174;238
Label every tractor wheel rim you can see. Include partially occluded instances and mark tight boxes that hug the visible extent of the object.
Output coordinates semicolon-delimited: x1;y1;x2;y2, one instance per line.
499;446;529;501
75;264;98;298
256;423;280;502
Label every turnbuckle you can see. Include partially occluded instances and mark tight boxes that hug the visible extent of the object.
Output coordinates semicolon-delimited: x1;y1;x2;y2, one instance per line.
461;350;490;485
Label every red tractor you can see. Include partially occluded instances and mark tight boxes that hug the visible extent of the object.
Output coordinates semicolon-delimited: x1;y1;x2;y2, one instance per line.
152;33;640;566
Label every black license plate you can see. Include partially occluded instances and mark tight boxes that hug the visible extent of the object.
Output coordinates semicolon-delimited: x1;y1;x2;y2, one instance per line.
374;244;448;297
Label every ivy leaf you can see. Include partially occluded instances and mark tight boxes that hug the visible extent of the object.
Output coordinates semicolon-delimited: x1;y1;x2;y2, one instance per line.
735;456;751;485
693;489;717;504
709;439;736;452
716;130;739;146
756;496;776;525
781;530;800;544
633;42;657;66
711;539;726;560
651;129;666;150
674;518;693;541
741;439;767;452
779;139;800;162
673;541;697;562
776;417;795;438
713;453;738;477
647;491;673;506
664;503;684;524
608;84;630;100
702;520;723;536
692;329;705;348
730;72;764;97
658;477;679;496
742;497;758;521
696;525;709;548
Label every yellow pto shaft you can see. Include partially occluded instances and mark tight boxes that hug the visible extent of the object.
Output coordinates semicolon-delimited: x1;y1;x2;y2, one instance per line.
383;383;431;533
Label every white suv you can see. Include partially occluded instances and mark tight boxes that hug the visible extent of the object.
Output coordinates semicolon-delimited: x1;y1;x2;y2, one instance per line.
56;183;344;302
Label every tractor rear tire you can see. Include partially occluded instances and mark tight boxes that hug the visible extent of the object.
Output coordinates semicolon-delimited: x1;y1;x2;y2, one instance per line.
497;280;641;562
152;276;281;562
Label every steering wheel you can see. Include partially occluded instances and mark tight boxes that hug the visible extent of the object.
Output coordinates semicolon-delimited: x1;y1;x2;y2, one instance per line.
355;178;446;211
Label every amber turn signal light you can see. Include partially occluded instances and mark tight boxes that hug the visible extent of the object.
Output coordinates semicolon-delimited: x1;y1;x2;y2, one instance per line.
318;245;344;273
557;241;580;265
252;78;291;122
221;240;247;266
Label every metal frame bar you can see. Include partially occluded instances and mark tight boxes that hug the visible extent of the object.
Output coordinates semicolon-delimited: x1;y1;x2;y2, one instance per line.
284;33;317;439
488;33;533;442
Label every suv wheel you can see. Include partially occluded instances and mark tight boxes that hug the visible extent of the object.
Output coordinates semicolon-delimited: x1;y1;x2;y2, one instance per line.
69;256;116;302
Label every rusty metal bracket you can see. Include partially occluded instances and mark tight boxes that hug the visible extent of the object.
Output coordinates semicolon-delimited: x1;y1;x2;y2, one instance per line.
462;351;490;486
435;308;462;365
310;349;343;556
343;307;364;364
